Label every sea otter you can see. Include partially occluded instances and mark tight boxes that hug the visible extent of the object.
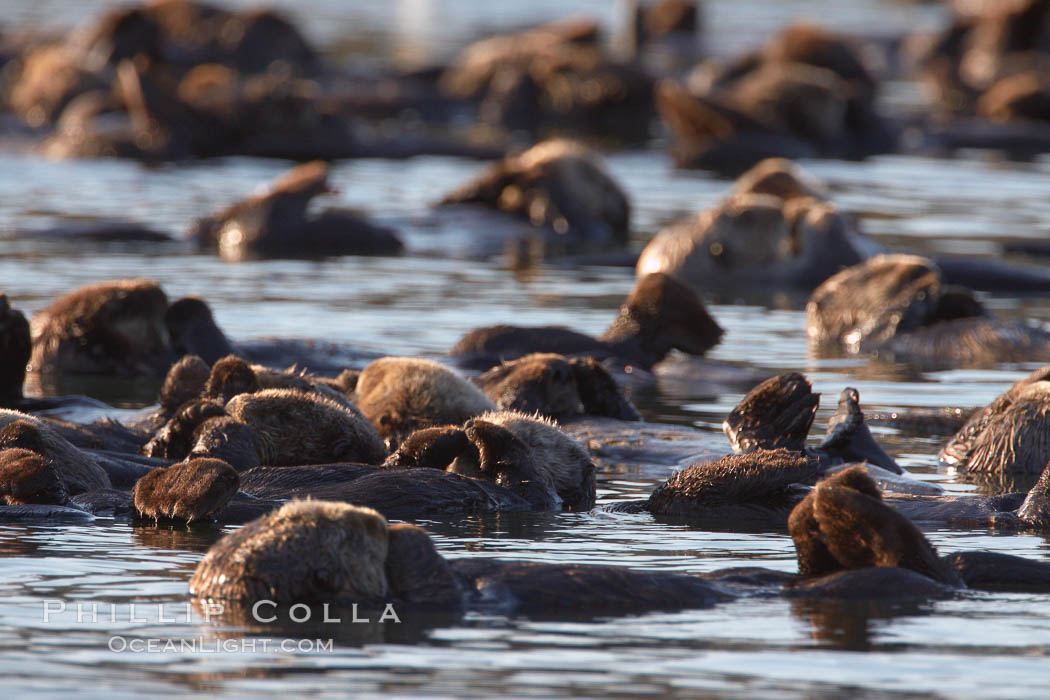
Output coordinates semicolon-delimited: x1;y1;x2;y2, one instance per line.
353;357;496;449
438;22;653;143
940;364;1050;483
657;24;895;172
188;161;403;262
450;272;723;372
807;254;1050;367
438;139;632;260
475;353;641;421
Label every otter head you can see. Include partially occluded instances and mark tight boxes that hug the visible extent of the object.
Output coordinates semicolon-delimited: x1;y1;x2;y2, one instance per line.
568;356;640;421
0;419;51;455
724;372;819;453
189;501;391;604
0;447;68;505
477;353;583;417
204;355;259;404
158;354;210;415
133;458;239;523
189;417;261;472
384;425;473;470
806;254;984;353
164;297;234;366
0;295;31;402
788;466;961;586
1018;461;1050;530
732;158;827;202
30;279;174;376
599;273;723;368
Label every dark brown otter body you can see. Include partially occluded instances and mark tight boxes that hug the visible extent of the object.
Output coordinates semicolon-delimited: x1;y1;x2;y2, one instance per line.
476;353;640;421
451;273;723;372
189;161;402;261
807;255;1050;367
723;373;903;475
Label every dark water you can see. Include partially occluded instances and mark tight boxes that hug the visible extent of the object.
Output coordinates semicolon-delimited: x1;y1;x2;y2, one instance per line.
4;1;1050;697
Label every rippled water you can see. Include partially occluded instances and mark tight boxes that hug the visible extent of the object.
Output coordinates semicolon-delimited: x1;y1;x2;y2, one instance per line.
4;0;1050;697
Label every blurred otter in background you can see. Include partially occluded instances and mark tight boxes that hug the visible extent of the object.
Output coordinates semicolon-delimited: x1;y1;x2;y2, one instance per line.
439;139;632;260
807;254;1050;367
438;19;654;143
189;161;403;262
657;24;896;172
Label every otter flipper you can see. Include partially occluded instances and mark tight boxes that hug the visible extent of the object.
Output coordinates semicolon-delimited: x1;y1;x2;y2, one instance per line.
724;373;819;453
819;388;902;474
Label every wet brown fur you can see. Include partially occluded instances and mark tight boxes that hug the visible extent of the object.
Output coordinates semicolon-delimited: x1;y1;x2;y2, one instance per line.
788;467;961;585
0;447;68;505
0;414;110;494
355;357;495;447
133;458;239;522
189;500;390;603
226;388;387;465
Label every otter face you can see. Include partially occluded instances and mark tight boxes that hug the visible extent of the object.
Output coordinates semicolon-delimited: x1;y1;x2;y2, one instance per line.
462;419;561;510
385;426;473;470
133;458;239;522
189;417;261;472
806;254;962;353
144;399;227;460
0;413;110;495
0;448;68;505
474;410;595;510
568;356;641;421
476;353;583;417
960;381;1050;475
189;500;391;604
648;448;820;519
164;297;234;365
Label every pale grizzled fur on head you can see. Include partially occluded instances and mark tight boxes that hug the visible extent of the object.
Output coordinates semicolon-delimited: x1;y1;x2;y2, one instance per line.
225;388;387;465
189;500;391;603
0;410;110;494
355;357;496;447
469;409;595;510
